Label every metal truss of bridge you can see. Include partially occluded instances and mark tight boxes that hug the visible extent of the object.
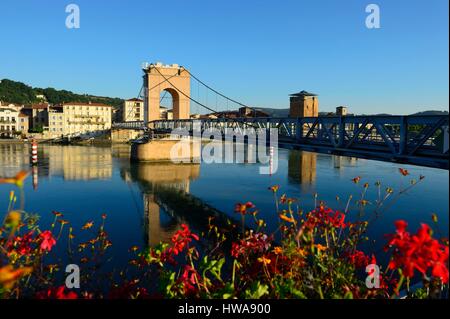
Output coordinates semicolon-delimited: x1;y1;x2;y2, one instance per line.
112;115;449;169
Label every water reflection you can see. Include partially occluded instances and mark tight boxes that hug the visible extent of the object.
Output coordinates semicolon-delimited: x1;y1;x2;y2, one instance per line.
288;150;316;192
125;163;200;246
0;143;447;265
0;144;112;181
332;155;359;171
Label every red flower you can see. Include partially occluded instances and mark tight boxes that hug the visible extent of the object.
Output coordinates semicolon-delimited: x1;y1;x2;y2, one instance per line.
168;224;199;256
231;233;272;259
8;231;34;256
398;168;409;176
345;250;370;268
304;206;347;230
36;286;77;299
385;221;449;283
268;185;279;193
178;265;199;296
234;202;256;215
39;230;56;252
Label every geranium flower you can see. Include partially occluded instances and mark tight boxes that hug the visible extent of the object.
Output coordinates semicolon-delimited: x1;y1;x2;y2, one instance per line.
268;185;279;193
234;202;256;215
304;206;347;230
9;231;34;256
385;221;449;283
169;224;199;256
345;250;370;268
36;286;77;299
178;265;199;295
82;221;94;230
39;230;56;252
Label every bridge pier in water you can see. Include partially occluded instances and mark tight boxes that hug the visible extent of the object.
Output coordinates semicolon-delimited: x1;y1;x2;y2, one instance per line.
130;137;200;163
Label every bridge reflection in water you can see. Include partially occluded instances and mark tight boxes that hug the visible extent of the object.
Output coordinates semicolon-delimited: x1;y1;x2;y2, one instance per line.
123;147;323;247
126;163;200;246
0;143;356;248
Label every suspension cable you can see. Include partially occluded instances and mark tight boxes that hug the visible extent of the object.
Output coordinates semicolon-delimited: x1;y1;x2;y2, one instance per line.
152;66;218;114
183;69;251;109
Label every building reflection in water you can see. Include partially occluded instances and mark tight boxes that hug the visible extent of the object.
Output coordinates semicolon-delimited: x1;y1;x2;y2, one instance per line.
287;150;317;193
332;155;358;171
0;143;31;177
44;146;112;180
0;144;112;183
125;162;200;247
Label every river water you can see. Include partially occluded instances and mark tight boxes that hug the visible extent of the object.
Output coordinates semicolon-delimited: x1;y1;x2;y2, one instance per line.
0;143;448;269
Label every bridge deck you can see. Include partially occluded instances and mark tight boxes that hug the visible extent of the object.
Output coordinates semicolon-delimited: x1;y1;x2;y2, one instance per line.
112;115;449;169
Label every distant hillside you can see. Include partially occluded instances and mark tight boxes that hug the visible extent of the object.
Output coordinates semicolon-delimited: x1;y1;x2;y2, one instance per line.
411;110;449;116
256;107;448;117
0;79;123;108
253;107;289;117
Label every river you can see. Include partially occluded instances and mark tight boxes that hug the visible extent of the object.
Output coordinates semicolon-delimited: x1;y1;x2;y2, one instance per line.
0;143;448;269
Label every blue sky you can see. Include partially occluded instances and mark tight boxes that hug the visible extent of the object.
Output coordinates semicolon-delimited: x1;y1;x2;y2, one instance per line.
0;0;448;114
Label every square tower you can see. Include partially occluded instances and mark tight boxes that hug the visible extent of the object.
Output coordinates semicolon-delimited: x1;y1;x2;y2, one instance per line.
289;91;318;118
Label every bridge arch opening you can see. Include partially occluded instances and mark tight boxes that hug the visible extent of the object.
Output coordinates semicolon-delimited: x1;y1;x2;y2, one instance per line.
159;88;179;120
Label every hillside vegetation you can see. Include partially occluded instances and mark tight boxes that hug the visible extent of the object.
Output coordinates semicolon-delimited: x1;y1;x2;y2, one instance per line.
0;79;123;108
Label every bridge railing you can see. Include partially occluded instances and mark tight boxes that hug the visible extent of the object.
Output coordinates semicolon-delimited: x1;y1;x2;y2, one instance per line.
150;115;449;168
112;115;449;168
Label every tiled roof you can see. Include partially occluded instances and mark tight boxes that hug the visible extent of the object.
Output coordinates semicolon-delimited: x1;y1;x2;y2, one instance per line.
29;103;49;109
62;102;112;107
289;90;318;97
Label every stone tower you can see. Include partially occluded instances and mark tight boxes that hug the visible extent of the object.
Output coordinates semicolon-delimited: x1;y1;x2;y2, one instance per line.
289;90;319;118
142;62;191;125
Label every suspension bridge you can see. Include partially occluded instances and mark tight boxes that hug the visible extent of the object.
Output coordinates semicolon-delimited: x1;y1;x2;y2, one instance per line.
112;62;449;170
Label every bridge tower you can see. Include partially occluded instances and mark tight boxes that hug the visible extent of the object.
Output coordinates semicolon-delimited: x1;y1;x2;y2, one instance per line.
289;90;319;118
142;62;191;125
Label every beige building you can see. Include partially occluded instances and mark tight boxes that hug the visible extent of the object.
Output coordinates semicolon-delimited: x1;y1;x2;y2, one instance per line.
58;102;112;137
18;112;29;135
336;106;348;116
47;106;65;137
159;106;173;120
123;98;144;122
0;107;19;137
0;102;23;112
44;102;112;138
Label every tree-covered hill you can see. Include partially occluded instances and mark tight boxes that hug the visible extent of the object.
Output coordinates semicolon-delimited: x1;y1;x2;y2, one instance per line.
0;79;123;108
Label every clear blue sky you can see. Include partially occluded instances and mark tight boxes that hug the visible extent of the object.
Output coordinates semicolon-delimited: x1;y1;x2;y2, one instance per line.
0;0;448;114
